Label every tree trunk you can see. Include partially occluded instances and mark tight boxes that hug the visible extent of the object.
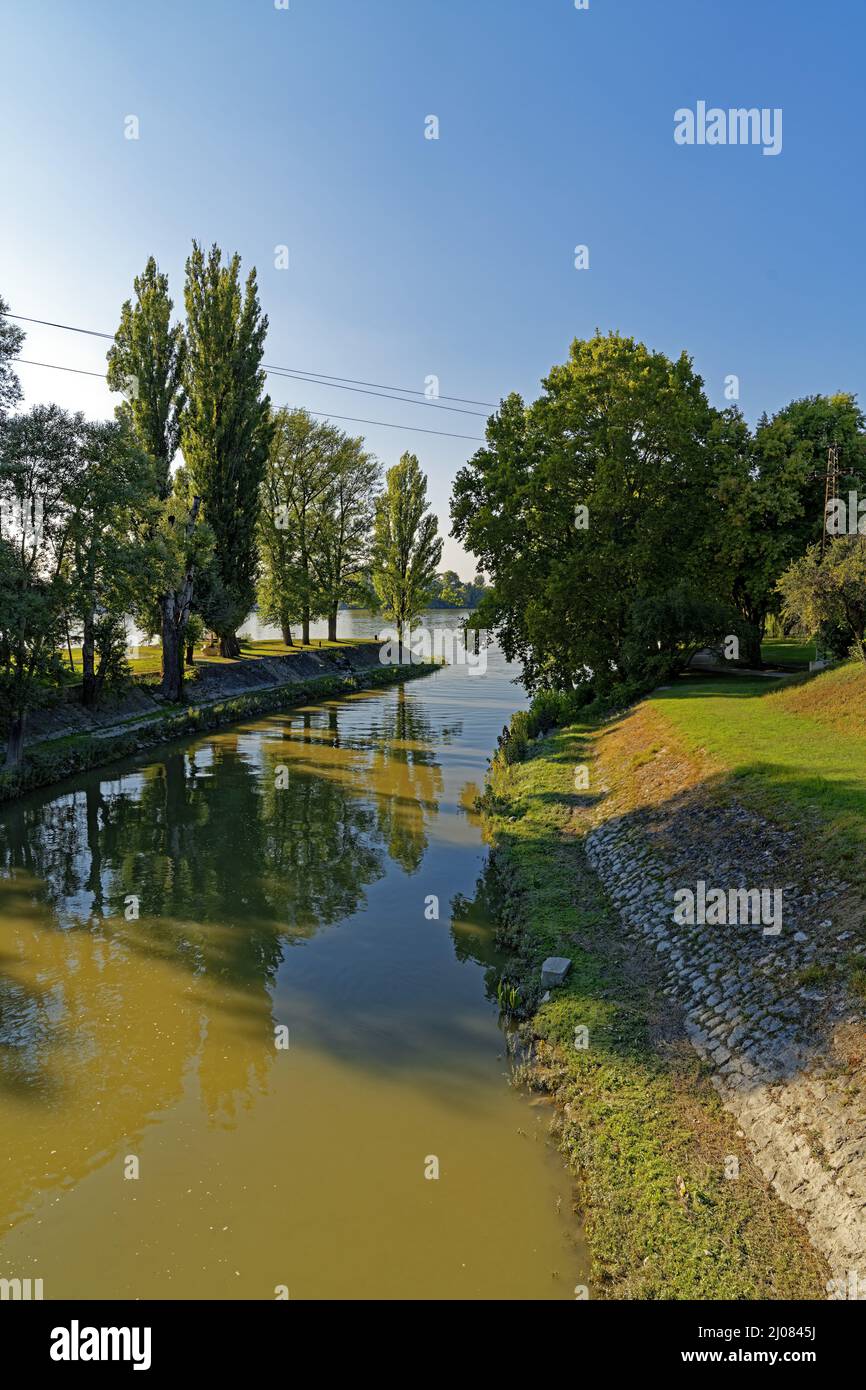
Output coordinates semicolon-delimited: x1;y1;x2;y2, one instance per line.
81;616;98;708
161;497;203;701
281;622;294;647
328;608;338;643
301;606;311;646
185;641;195;666
742;627;763;668
4;710;26;769
161;597;184;702
219;633;241;658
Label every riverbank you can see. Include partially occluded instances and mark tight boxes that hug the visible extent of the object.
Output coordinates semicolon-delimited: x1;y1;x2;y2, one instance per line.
0;643;439;803
482;663;866;1298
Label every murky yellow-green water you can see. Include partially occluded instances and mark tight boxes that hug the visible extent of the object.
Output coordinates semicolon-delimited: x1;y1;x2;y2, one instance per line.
0;630;584;1299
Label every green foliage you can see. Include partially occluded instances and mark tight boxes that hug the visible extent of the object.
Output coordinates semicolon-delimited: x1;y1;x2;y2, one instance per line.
0;406;95;750
427;570;490;609
311;434;380;633
0;532;65;743
452;336;866;689
495;682;610;767
258;408;380;641
451;332;727;692
717;393;866;659
181;242;271;649
184;611;205;657
371;453;443;646
778;537;866;663
496;977;519;1013
0;292;24;418
621;582;739;681
59;417;158;704
106;256;186;499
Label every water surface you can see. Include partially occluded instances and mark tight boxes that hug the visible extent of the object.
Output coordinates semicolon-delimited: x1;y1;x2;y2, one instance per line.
0;617;583;1299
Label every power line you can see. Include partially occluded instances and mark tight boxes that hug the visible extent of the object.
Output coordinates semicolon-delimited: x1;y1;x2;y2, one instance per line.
2;312;497;410
12;358;485;442
15;359;105;378
263;365;494;409
262;366;486;418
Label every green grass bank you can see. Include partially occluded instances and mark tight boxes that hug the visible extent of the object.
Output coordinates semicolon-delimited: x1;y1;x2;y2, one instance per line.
479;661;866;1298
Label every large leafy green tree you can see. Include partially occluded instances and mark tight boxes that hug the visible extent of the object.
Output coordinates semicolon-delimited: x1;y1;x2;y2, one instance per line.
753;393;866;553
311;435;380;640
61;421;157;707
778;537;866;665
258;409;344;645
0;406;83;764
182;242;271;657
710;394;866;667
372;453;442;662
452;332;726;692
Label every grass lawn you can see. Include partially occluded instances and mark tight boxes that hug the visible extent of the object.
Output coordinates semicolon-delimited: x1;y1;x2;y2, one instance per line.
237;637;375;657
62;636;379;678
649;662;866;877
64;645;167;678
760;637;816;667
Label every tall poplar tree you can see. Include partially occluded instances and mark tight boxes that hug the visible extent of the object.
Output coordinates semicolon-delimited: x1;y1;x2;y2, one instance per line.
181;242;271;657
107;257;198;700
106;257;185;500
371;453;442;662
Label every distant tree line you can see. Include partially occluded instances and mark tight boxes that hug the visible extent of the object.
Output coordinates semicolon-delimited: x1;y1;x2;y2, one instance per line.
451;331;866;699
426;571;489;609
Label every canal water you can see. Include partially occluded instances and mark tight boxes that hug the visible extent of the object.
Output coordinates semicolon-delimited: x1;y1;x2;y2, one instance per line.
0;614;584;1299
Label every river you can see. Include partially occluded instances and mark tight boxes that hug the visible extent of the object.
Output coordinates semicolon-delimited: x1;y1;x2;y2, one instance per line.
0;612;584;1299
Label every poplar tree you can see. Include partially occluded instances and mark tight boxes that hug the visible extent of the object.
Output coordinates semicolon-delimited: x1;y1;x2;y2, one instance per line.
372;453;442;662
107;257;197;700
106;257;185;500
182;242;271;657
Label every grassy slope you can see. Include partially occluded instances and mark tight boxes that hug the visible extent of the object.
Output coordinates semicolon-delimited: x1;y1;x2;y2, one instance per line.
652;662;866;887
486;733;828;1299
482;666;866;1298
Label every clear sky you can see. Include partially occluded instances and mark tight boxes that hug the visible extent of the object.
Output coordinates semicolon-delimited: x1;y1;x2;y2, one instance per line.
2;0;864;572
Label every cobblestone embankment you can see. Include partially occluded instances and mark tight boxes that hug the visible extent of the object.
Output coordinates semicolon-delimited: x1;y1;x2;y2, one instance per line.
584;727;866;1277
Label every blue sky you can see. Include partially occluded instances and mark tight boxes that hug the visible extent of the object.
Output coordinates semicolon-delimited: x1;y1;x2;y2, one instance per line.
2;0;864;571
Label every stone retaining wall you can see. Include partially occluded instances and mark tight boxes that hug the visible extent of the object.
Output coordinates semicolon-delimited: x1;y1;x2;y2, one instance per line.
584;790;866;1278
